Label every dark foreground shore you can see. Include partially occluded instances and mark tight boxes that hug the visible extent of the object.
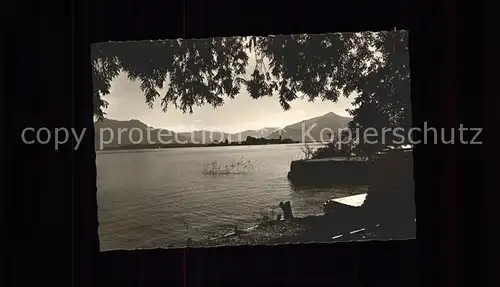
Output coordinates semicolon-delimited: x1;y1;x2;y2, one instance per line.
190;210;415;247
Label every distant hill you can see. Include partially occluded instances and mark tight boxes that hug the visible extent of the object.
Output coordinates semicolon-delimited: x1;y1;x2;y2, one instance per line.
177;130;229;144
94;118;189;149
267;112;352;142
233;127;278;141
178;127;278;144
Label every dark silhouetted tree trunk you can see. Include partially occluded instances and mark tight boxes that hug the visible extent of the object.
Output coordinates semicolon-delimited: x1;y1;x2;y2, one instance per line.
279;201;294;220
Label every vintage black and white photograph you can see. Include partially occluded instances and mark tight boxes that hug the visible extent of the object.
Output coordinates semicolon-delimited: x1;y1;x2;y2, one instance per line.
92;31;415;250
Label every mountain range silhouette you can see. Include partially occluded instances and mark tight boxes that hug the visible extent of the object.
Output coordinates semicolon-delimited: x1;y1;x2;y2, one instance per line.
94;112;352;148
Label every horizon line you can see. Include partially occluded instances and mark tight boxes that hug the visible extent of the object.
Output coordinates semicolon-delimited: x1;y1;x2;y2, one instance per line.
95;111;353;134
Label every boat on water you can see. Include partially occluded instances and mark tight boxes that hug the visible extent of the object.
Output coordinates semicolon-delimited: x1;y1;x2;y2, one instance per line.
322;146;414;217
323;193;367;213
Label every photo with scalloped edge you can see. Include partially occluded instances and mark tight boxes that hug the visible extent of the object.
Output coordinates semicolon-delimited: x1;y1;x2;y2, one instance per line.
92;31;415;250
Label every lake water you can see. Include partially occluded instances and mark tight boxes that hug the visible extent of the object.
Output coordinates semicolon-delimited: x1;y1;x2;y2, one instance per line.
97;143;368;250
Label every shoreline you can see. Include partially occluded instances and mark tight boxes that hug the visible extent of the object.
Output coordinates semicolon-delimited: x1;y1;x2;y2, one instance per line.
96;141;311;152
190;208;415;247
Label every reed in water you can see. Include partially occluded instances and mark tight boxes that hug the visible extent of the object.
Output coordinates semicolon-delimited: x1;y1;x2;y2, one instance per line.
203;157;256;175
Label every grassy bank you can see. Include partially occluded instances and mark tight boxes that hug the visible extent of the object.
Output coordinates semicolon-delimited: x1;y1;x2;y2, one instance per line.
190;209;414;247
188;215;355;247
191;220;306;247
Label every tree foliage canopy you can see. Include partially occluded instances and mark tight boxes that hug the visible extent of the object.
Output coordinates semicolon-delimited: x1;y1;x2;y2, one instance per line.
91;31;410;153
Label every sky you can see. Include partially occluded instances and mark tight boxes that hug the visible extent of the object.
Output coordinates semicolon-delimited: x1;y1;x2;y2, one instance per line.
101;47;356;133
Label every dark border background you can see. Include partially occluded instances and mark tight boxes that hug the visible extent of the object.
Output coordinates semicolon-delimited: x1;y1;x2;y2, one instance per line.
4;0;495;286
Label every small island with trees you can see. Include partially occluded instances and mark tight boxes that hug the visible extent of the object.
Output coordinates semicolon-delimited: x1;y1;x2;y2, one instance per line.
209;135;298;146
